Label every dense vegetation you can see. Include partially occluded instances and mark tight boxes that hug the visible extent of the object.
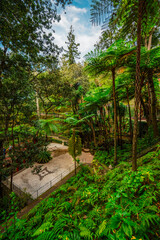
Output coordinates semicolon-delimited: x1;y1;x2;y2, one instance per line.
1;147;160;239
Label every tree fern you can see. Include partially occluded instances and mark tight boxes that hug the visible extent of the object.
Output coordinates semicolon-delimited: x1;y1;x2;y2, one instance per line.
59;201;72;212
61;230;81;240
96;220;107;237
52;218;68;235
35;230;56;240
79;226;93;240
32;222;53;237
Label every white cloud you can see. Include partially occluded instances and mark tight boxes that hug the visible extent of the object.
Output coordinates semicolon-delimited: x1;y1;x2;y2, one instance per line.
77;28;101;58
67;5;87;14
53;5;101;61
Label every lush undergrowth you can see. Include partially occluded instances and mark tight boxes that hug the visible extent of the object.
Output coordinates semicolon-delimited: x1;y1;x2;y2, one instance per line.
94;134;160;166
1;148;160;240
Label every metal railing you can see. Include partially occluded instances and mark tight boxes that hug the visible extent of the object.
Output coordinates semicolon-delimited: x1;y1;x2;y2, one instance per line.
4;178;28;197
4;158;87;200
31;159;86;199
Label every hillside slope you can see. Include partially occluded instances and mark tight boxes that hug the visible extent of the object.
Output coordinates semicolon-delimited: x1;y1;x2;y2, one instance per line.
1;147;160;240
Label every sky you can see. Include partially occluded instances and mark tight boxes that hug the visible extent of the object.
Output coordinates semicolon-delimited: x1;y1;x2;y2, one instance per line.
53;0;102;62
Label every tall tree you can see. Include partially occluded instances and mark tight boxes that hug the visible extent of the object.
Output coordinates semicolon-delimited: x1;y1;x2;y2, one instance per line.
64;25;81;65
90;0;160;171
0;0;72;85
85;41;135;165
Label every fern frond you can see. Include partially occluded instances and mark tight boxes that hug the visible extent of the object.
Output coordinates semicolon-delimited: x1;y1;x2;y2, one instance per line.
32;222;53;237
79;226;93;240
96;220;107;237
35;230;56;240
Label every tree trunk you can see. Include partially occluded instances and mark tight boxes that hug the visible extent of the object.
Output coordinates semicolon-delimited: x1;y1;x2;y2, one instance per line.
145;35;148;48
139;102;142;138
12;121;15;149
148;81;152;121
118;103;123;149
100;107;108;138
18;137;20;148
116;106;120;146
73;128;76;175
148;69;158;137
10;167;13;191
132;0;143;171
112;68;117;165
5;115;10;141
147;28;154;50
0;139;3;197
140;95;150;127
74;157;76;175
89;120;97;148
36;91;40;118
126;87;133;142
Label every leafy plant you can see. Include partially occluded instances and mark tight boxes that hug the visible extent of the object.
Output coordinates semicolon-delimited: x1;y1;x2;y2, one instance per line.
36;150;52;163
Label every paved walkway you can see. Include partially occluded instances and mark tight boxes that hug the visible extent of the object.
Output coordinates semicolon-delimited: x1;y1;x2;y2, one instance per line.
17;165;85;219
4;143;93;199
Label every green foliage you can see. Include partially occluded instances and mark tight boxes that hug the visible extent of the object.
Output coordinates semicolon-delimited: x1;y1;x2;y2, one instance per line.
36;150;52;164
39;119;58;136
35;230;56;240
32;222;53;237
68;133;82;159
64;25;81;65
1;148;160;240
0;0;72;60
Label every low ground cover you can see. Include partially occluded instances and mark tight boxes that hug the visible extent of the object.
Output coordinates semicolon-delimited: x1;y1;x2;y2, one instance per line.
1;146;160;240
94;132;160;166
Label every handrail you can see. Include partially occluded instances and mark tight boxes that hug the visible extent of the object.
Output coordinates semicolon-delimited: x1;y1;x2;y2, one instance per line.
3;159;86;200
31;158;86;199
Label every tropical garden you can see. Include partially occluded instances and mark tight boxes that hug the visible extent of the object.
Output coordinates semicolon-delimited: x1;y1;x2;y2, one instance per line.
0;0;160;239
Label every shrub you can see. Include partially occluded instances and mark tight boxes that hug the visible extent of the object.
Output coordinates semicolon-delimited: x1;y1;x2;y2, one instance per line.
36;150;52;163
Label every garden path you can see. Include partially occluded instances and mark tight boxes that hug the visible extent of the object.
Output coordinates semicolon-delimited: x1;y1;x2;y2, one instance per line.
5;143;93;199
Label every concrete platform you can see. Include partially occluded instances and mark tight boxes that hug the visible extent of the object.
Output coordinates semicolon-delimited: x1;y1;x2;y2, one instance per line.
8;143;93;198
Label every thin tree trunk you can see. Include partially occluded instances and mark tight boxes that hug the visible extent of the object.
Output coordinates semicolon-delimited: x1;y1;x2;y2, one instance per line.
116;106;120;146
132;0;143;171
5;115;10;141
140;95;150;127
36;91;40;118
112;68;117;165
0;140;3;197
18;137;20;147
148;69;158;137
145;35;148;48
139;102;142;138
107;105;111;134
100;107;108;138
45;112;48;142
126;87;133;142
90;120;97;148
147;28;154;50
148;81;152;121
10;167;13;191
73;128;76;175
118;105;122;149
12;122;15;149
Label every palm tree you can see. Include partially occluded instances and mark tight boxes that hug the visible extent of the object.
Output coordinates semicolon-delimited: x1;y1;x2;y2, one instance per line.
140;47;160;137
85;41;135;165
90;0;160;171
39;119;58;142
116;71;135;142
